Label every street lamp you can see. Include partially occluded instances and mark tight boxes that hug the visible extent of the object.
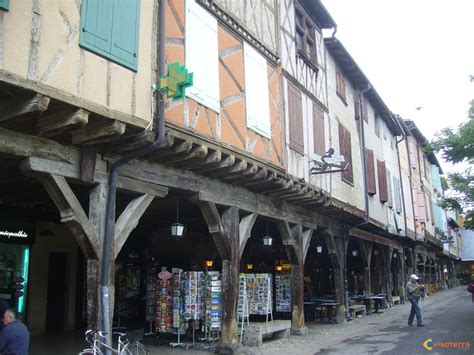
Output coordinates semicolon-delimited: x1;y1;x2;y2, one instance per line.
352;250;358;257
316;245;323;253
263;221;272;246
170;194;186;238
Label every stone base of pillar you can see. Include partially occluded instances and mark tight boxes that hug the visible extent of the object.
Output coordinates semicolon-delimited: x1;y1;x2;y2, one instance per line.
216;342;241;355
290;326;308;336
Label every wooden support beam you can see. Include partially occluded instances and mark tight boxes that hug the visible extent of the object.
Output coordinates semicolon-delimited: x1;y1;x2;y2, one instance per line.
36;108;89;137
72;120;126;145
105;130;155;153
207;159;247;179
20;156;169;197
185;150;222;171
167;144;208;167
223;163;258;184
238;213;258;257
81;146;97;183
114;194;155;257
38;173;100;259
0;93;50;122
195;154;235;174
154;139;193;162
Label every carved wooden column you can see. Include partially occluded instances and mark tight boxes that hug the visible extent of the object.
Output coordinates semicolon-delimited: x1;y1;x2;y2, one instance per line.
196;199;256;349
277;222;313;334
384;246;393;304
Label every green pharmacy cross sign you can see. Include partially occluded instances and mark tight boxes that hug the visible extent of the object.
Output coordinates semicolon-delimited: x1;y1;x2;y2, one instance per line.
158;62;193;101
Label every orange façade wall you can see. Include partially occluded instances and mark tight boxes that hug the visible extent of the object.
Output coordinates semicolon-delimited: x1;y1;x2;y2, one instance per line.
163;0;284;168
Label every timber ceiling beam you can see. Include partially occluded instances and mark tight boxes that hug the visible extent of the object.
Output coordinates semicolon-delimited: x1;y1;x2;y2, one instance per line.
37;108;89;138
71;120;126;145
0;93;50;122
19;156;169;198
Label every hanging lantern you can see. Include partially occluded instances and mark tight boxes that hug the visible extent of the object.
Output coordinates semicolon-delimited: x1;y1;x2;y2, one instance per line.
246;263;253;270
316;245;323;253
263;221;272;246
352;249;358;257
374;250;379;255
276;265;283;272
170;194;186;238
205;260;213;268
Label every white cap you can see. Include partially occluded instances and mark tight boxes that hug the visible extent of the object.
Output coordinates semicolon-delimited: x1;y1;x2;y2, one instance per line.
410;274;419;280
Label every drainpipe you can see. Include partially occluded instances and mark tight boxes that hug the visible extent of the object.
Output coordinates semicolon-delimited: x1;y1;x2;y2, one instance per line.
100;0;167;350
393;115;407;237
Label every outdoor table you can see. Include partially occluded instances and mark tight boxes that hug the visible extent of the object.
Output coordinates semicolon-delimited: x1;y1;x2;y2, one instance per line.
318;302;339;324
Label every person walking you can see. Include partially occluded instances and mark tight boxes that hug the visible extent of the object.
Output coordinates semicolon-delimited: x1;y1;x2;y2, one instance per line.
406;274;425;327
467;279;474;303
0;309;30;355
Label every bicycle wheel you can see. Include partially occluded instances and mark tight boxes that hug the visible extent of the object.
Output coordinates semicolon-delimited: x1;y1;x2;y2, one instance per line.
121;341;148;355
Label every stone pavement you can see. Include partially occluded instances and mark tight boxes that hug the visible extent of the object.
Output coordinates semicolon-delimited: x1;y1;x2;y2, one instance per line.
30;286;472;354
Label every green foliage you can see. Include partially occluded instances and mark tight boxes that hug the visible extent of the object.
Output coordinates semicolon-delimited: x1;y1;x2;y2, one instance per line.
431;100;474;229
440;176;449;191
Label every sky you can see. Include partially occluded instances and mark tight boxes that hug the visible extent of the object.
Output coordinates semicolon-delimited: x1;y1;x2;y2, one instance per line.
322;0;474;171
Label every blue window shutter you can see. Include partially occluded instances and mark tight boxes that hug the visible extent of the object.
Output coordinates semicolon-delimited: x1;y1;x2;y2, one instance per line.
80;0;113;53
0;0;10;11
110;0;140;69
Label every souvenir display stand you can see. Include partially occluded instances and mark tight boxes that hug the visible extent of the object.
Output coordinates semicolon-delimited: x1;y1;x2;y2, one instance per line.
237;274;249;343
201;271;222;343
145;264;157;335
242;273;273;321
155;267;173;333
275;275;291;313
169;268;185;347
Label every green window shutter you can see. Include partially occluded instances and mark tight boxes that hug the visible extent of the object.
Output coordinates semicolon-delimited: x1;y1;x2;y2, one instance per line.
0;0;10;11
80;0;113;53
79;0;139;71
110;0;140;69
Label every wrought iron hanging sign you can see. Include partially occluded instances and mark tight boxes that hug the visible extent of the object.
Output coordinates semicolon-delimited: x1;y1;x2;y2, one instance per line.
310;148;349;175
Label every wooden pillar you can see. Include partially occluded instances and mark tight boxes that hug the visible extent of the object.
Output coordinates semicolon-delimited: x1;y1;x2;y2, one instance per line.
399;250;406;303
196;199;257;349
321;225;346;322
359;240;373;296
277;222;313;334
384;247;393;304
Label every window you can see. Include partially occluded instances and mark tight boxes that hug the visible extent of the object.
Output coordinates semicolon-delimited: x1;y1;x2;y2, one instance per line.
0;0;9;11
417;191;426;222
186;0;220;112
393;176;402;213
288;81;304;154
80;0;140;71
244;42;271;138
295;7;317;65
387;170;393;208
374;115;380;137
377;160;388;202
363;97;369;123
354;91;361;120
313;104;325;156
365;149;376;195
336;70;346;104
407;136;418;170
339;124;353;184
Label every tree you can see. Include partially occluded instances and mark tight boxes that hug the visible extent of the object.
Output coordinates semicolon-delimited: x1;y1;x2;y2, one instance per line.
431;100;474;229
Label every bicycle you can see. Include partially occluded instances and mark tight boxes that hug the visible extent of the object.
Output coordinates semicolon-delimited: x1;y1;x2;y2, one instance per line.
79;328;148;355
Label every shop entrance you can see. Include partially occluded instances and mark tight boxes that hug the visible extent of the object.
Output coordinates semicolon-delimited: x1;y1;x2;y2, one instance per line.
46;252;68;331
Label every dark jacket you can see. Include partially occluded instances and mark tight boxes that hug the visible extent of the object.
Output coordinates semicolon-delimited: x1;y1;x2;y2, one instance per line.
0;299;9;330
0;319;30;355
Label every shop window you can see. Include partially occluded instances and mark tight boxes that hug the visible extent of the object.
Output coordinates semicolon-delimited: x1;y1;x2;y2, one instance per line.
79;0;140;70
295;7;317;66
288;81;304;154
244;42;271;138
185;0;220;112
339;124;353;184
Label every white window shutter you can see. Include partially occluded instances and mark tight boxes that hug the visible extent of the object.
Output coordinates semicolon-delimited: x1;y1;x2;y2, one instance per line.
185;0;220;112
244;42;271;138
